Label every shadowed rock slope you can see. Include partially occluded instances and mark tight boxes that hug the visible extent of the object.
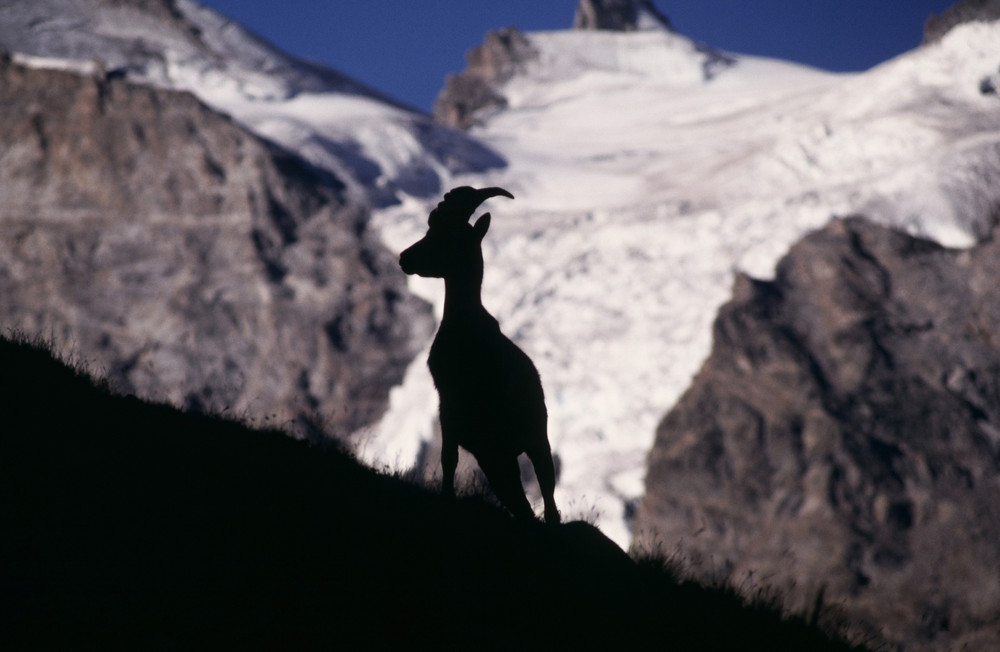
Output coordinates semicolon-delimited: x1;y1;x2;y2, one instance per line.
0;54;431;437
0;335;865;651
636;216;1000;651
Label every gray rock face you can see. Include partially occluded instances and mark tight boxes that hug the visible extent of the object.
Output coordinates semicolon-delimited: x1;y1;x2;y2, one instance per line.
635;217;1000;651
572;0;672;32
924;0;1000;43
432;27;537;130
0;54;433;437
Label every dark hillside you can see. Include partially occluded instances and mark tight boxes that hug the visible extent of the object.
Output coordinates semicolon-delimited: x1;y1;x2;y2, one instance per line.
1;335;864;651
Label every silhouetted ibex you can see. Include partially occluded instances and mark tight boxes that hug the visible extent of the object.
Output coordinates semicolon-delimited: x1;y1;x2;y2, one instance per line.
400;186;560;524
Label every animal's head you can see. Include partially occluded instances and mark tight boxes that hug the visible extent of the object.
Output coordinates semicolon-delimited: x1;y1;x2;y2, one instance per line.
399;186;514;279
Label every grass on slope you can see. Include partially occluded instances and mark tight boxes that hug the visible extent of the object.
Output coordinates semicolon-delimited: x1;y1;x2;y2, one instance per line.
0;334;870;651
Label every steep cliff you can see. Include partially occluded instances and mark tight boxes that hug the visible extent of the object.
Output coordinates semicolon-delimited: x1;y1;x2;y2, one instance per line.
0;54;432;436
635;216;1000;651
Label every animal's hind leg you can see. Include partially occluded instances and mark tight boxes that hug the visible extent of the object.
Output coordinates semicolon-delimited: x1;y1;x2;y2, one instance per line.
527;443;560;524
478;454;534;521
441;440;458;497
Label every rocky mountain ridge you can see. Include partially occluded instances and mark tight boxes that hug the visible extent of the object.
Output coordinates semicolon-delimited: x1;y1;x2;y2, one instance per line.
635;216;1000;651
433;0;733;131
0;52;432;435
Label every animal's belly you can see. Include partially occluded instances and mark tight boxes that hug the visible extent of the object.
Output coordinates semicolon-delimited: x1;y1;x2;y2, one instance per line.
428;337;545;456
436;393;537;455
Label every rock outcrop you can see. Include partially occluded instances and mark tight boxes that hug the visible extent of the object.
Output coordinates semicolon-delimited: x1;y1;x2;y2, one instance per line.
0;54;433;437
433;27;537;130
635;217;1000;651
572;0;672;32
924;0;1000;43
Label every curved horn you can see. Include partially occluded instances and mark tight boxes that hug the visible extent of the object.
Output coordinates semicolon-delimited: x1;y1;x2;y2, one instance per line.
475;186;515;202
432;186;514;224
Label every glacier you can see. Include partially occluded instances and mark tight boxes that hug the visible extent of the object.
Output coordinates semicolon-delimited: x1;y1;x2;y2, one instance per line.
363;22;1000;547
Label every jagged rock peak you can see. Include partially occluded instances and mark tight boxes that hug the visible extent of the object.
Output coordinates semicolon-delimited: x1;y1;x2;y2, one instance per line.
573;0;673;32
924;0;1000;42
433;26;537;130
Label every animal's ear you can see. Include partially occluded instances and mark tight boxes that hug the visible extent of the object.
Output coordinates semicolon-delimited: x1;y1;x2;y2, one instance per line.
473;212;491;241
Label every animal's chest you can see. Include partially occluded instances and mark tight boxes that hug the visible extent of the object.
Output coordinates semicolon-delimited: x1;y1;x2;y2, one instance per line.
426;320;544;455
428;331;484;394
427;318;513;399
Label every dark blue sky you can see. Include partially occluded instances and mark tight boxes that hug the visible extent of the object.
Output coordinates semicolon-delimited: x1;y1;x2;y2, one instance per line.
198;1;959;112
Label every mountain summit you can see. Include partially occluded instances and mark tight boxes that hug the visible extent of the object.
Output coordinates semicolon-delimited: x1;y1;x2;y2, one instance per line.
573;0;673;32
433;3;725;131
924;0;1000;42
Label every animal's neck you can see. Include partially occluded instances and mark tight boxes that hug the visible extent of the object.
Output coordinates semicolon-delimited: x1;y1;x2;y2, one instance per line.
442;272;484;323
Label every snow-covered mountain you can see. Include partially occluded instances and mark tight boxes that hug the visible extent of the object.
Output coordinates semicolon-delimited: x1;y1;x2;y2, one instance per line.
0;0;504;206
365;16;1000;546
5;0;999;554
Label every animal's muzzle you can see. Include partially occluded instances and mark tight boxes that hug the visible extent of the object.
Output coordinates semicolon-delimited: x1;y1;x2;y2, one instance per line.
399;251;414;275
